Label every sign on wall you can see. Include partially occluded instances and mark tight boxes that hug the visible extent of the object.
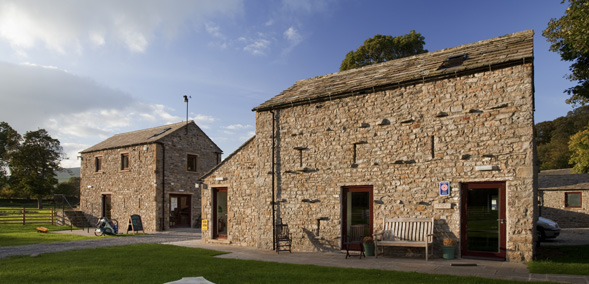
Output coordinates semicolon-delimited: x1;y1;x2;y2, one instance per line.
439;182;450;196
202;219;208;231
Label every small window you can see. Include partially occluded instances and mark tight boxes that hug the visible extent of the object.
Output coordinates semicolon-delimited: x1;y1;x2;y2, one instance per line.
187;154;197;172
95;156;103;172
565;192;582;208
121;153;130;171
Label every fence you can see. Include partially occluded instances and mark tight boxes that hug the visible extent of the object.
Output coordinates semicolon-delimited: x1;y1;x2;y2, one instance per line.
0;208;55;225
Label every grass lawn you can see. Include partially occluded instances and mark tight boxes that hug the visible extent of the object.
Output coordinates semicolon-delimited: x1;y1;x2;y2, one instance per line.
528;245;589;275
0;244;547;284
0;224;95;246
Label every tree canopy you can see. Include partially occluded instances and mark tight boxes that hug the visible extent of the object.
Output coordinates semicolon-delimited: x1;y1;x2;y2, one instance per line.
569;123;589;173
543;0;589;105
5;126;64;208
340;30;427;71
0;122;20;187
536;105;589;170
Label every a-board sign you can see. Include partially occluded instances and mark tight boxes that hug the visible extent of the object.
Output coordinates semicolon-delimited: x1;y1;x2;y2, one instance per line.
127;214;144;234
202;219;208;231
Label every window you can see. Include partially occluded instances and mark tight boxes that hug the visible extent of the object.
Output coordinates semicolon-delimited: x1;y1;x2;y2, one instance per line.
187;154;197;172
565;192;582;208
95;156;103;172
121;153;130;171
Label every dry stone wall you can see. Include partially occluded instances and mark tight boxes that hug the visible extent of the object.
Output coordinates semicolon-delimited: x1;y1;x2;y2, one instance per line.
203;64;536;262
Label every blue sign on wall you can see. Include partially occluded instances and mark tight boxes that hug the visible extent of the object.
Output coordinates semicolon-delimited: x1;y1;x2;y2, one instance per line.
439;182;450;196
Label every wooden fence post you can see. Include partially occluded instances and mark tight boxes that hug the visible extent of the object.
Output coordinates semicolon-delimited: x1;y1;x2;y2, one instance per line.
22;208;25;225
51;208;54;225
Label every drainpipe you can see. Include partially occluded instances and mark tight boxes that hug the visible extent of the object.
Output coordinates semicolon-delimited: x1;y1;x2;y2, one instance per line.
156;142;166;231
270;110;276;250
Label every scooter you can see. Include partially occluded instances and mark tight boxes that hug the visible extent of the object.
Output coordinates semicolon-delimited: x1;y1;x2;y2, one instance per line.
95;217;118;236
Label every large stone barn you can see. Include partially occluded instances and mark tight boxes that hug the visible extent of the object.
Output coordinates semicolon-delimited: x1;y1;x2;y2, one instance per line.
201;30;537;262
80;121;222;232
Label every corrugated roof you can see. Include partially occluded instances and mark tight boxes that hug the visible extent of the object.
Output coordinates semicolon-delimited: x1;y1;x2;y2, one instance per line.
253;30;534;112
80;121;192;153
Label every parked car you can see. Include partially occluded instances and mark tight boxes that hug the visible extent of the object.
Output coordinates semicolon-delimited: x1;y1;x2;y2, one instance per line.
537;217;560;241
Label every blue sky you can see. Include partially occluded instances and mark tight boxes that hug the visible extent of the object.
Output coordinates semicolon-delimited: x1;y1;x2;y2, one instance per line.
0;0;575;168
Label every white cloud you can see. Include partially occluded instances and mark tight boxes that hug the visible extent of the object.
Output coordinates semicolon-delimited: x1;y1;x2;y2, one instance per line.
243;37;271;56
224;124;252;130
284;27;302;44
0;0;244;54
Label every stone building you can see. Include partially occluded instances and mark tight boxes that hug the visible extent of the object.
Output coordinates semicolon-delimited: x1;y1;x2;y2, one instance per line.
539;169;589;228
80;121;221;232
201;30;537;262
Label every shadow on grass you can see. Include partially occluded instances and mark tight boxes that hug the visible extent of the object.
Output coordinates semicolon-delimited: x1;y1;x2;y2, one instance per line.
529;245;589;275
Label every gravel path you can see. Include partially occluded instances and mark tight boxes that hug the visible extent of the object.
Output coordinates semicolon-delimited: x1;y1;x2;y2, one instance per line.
0;231;201;259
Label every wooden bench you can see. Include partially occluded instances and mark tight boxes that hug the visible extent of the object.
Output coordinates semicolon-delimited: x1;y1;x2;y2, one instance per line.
374;218;434;261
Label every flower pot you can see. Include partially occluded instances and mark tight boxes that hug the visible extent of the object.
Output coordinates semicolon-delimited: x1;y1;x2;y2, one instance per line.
363;243;375;256
442;245;456;259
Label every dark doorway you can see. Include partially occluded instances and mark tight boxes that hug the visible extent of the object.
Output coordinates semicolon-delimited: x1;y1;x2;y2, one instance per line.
213;188;228;239
170;194;191;228
101;194;111;219
460;182;506;260
342;185;373;248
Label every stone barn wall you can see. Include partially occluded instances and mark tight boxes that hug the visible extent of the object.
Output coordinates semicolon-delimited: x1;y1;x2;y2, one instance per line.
204;63;536;262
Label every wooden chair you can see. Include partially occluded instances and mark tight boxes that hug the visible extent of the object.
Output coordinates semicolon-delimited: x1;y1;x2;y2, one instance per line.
344;224;366;259
276;223;292;253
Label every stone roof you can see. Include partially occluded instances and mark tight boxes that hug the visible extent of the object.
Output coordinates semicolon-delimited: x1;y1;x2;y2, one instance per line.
253;30;534;112
539;168;589;190
81;121;196;153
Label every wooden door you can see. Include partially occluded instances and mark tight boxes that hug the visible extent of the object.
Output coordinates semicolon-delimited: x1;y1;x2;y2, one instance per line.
213;188;228;239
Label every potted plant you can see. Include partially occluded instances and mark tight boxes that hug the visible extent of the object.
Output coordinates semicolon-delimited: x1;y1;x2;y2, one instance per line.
363;236;375;256
442;238;457;259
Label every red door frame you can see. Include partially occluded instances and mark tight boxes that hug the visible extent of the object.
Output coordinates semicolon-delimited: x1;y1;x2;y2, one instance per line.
341;185;373;248
212;187;228;239
460;181;506;260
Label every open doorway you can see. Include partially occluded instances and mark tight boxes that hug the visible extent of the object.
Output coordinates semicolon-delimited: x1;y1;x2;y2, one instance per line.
213;188;228;239
342;185;373;248
170;194;191;228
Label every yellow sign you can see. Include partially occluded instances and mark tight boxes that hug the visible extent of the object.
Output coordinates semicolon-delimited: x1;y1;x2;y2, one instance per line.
201;219;208;231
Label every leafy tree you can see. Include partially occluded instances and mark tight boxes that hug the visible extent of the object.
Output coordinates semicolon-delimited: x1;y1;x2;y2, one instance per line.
543;0;589;105
536;105;589;170
9;129;64;209
55;176;81;199
340;30;427;71
0;122;21;187
569;123;589;173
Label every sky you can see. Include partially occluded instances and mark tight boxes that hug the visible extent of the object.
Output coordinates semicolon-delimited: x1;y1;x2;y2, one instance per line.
0;0;576;168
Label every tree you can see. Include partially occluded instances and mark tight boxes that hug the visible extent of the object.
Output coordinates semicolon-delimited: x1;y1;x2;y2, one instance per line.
543;0;589;105
535;105;589;170
55;177;81;199
9;129;64;209
340;30;427;71
569;123;589;173
0;122;21;187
